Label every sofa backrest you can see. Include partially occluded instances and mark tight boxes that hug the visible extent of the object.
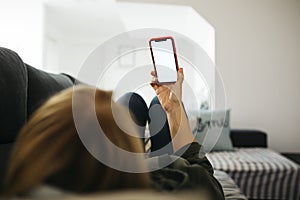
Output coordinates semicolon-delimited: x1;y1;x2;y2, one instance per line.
0;48;75;145
230;129;268;148
0;47;76;188
0;48;27;145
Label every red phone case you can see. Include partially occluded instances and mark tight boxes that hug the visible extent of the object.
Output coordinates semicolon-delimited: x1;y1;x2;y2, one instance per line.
149;36;179;84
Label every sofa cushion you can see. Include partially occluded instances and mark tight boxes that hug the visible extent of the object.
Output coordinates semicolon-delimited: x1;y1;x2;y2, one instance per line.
26;64;74;118
194;109;233;152
0;47;27;144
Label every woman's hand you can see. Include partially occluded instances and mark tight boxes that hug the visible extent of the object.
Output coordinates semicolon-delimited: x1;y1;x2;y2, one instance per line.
150;68;184;114
150;68;195;152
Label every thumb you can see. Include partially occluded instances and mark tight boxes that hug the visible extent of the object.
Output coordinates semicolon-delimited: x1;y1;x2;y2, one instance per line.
177;68;184;84
150;82;159;90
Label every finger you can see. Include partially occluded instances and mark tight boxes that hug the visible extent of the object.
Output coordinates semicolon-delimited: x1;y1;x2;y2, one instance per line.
151;76;158;83
150;82;159;90
150;76;158;84
177;68;184;84
178;67;184;75
151;70;156;77
150;77;160;90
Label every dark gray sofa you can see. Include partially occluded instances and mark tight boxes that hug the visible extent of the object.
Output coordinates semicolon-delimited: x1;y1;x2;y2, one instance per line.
0;47;269;199
0;47;77;188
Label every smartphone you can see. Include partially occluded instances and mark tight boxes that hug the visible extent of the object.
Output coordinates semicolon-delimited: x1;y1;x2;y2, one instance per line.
149;36;179;84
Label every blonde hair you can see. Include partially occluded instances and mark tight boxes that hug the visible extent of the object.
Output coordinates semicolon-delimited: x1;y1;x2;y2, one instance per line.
3;85;149;196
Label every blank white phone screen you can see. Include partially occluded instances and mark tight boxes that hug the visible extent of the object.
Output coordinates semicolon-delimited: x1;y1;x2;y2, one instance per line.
151;39;177;83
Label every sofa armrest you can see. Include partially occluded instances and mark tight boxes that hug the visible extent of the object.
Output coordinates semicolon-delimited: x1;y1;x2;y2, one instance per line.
230;129;268;148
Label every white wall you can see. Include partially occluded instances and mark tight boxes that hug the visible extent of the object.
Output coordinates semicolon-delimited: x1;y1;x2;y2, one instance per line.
118;0;300;152
43;0;126;74
0;0;43;68
43;1;216;109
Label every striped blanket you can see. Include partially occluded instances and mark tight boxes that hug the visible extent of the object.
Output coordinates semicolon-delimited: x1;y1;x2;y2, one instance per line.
207;148;300;200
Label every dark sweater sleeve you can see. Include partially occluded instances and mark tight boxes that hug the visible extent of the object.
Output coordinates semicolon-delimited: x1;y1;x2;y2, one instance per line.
174;142;225;200
175;142;214;174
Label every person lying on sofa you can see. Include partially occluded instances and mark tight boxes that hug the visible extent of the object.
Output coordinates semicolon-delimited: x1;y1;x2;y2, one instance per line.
1;53;224;199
